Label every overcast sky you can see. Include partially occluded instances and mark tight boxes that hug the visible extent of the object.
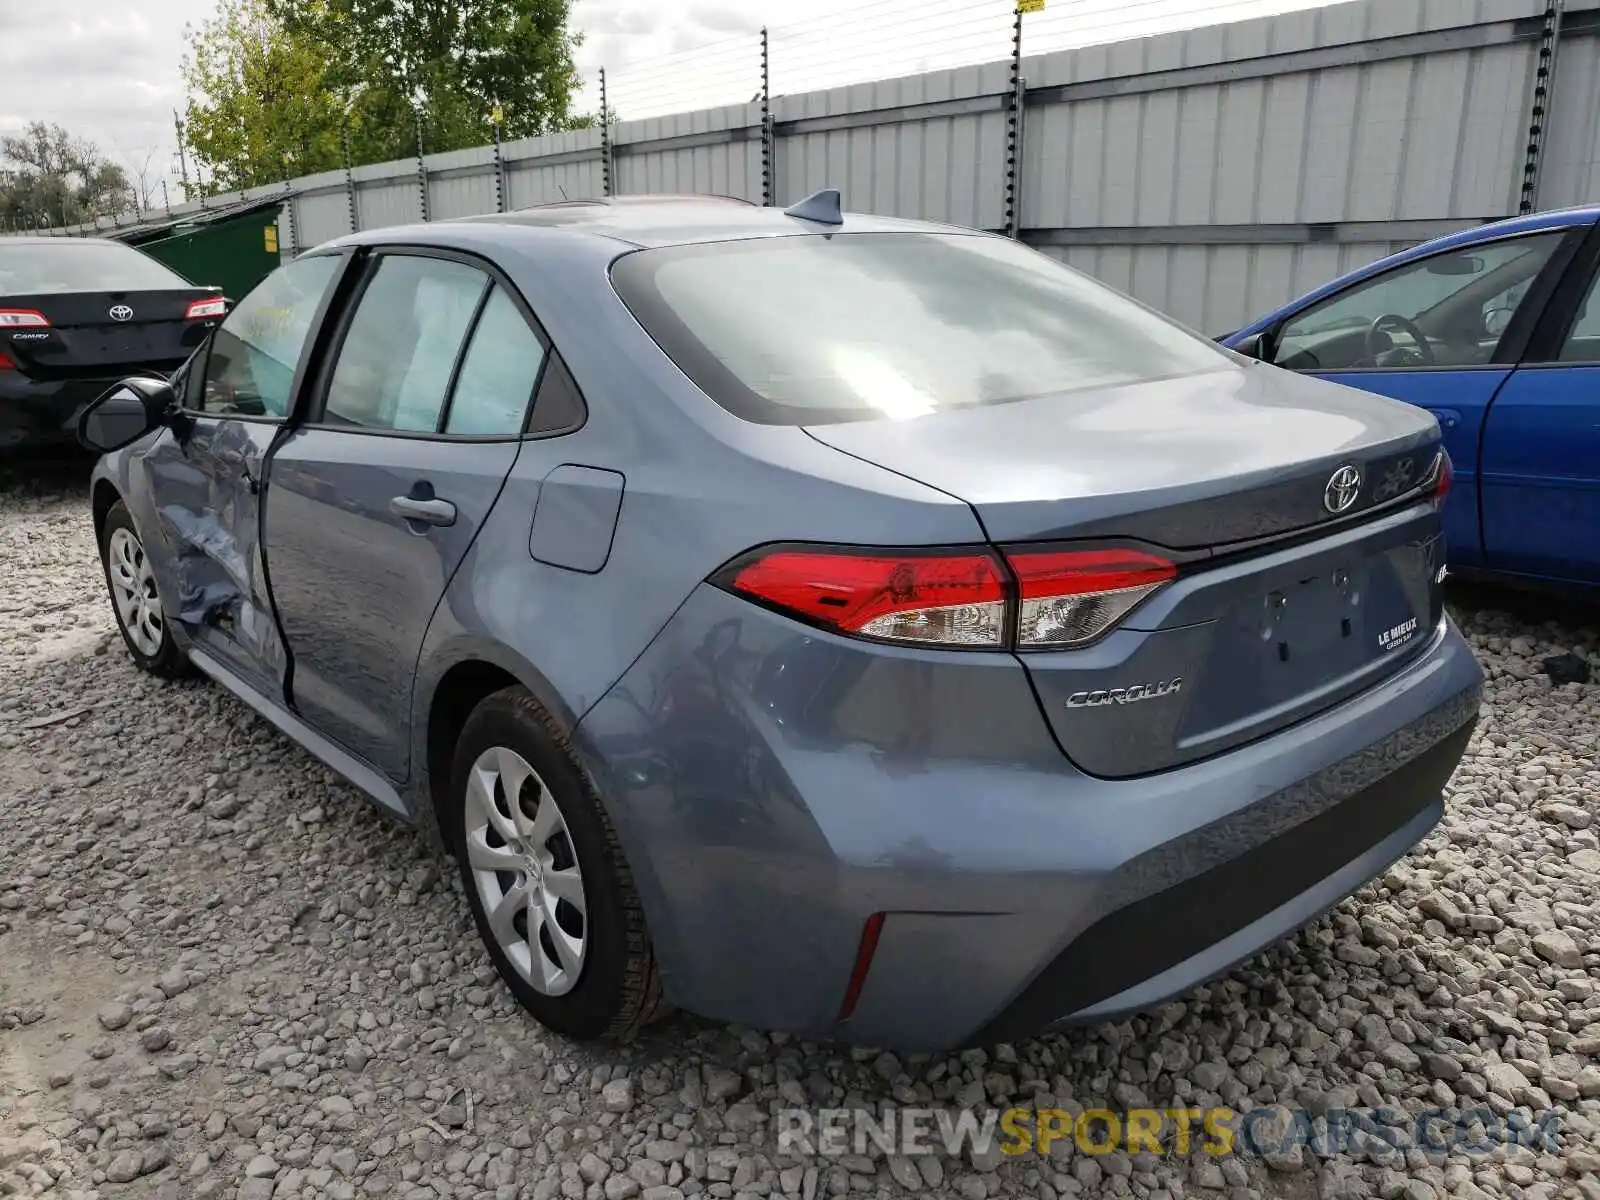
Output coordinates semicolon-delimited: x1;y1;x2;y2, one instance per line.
0;0;1332;207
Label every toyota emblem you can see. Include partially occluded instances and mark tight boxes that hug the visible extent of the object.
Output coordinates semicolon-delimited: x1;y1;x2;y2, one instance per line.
108;305;134;322
1324;465;1363;514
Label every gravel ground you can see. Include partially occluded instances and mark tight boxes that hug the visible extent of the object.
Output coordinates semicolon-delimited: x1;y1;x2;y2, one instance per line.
2;458;1599;1200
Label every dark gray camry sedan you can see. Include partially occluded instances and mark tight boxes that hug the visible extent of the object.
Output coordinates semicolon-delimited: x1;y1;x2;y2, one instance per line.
77;193;1483;1051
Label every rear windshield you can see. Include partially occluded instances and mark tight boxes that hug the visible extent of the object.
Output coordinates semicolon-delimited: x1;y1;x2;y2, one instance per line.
0;241;190;294
609;232;1234;425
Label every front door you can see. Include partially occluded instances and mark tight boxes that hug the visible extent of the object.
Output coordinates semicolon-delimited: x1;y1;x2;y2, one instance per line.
1478;229;1600;585
1266;229;1577;569
142;252;346;698
263;251;549;778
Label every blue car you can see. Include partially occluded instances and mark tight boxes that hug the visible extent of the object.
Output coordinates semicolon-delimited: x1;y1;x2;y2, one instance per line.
76;195;1481;1051
1225;204;1600;591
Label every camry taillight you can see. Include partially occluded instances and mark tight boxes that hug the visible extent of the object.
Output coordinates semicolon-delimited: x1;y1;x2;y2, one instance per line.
185;297;228;320
718;544;1175;650
1431;449;1453;505
0;309;49;328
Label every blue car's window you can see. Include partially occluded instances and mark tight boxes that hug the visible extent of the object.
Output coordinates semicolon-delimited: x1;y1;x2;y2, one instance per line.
443;287;547;436
324;255;488;433
200;254;341;420
1559;267;1600;363
610;232;1232;425
1275;233;1565;372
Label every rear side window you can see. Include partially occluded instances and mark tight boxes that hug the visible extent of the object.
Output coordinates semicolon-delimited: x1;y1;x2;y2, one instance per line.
609;232;1232;425
443;286;546;435
324;255;488;432
0;241;191;293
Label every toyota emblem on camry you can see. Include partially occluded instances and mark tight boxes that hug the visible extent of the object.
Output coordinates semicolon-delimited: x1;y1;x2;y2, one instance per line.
108;305;134;322
1324;465;1363;514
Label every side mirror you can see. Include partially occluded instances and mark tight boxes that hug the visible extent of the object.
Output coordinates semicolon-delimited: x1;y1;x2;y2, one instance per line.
1233;330;1277;364
77;375;175;455
1483;305;1515;338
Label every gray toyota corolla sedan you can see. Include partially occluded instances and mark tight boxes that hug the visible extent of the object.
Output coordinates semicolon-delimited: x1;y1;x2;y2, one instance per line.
78;192;1483;1051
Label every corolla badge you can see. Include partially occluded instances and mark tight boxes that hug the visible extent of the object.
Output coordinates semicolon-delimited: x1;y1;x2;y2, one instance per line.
1324;464;1363;514
108;305;134;322
1065;678;1183;709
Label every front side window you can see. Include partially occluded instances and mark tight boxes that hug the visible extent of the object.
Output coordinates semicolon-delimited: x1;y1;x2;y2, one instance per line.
610;232;1233;425
199;254;342;419
323;255;488;433
1275;232;1566;371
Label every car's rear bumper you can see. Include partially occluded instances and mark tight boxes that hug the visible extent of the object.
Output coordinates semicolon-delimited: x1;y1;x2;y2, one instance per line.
577;584;1483;1051
0;375;119;451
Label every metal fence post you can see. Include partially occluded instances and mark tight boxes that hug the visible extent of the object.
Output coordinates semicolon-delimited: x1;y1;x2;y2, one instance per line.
342;124;358;232
1519;0;1565;213
599;69;613;198
415;107;431;222
491;110;506;213
282;168;299;257
761;28;774;206
1005;3;1027;239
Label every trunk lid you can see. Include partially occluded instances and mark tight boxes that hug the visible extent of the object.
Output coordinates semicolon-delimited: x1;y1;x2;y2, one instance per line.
2;290;219;380
805;365;1447;777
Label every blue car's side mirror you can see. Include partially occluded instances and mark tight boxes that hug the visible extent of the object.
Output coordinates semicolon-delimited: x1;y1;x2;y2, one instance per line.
1233;330;1278;364
77;376;176;455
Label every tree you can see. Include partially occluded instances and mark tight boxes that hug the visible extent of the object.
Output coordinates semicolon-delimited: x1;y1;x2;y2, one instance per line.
181;0;350;195
0;123;135;228
268;0;586;163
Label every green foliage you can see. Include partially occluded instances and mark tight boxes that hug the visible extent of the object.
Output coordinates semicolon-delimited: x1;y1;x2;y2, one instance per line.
182;0;589;192
0;123;134;229
181;0;349;195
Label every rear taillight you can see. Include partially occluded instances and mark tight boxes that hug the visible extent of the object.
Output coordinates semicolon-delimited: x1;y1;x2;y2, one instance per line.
0;352;13;370
185;298;228;320
724;548;1008;647
1431;449;1453;504
1008;549;1177;648
0;309;49;328
718;544;1176;650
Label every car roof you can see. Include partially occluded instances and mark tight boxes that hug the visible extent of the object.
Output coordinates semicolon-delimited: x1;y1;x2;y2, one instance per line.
333;194;980;253
0;236;123;247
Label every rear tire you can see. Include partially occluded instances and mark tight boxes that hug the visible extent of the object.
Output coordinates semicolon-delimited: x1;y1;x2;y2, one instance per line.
99;500;188;679
447;686;664;1041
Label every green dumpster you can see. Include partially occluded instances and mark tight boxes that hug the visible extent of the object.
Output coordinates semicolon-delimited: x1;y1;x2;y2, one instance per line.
114;198;285;303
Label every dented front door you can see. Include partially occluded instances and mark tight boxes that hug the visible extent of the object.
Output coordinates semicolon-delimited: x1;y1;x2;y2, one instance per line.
142;253;347;701
147;417;287;695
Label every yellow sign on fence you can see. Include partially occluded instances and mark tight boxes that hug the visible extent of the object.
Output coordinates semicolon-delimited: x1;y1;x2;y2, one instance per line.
264;225;279;253
1018;0;1045;12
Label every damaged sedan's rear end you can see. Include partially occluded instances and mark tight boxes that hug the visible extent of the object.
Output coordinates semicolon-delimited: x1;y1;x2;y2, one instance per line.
582;219;1482;1049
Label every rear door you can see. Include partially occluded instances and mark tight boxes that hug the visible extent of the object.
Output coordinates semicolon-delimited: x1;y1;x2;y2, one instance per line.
263;249;546;778
1477;223;1600;585
140;252;348;699
1263;228;1578;570
0;240;222;377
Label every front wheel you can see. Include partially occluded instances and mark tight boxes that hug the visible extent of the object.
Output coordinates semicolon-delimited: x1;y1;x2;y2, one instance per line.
448;687;664;1041
99;500;188;678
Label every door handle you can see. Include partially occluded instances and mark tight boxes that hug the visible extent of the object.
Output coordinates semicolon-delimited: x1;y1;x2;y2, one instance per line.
390;495;457;527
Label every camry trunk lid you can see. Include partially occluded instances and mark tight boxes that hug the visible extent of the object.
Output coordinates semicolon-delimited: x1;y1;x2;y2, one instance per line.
805;364;1448;777
1;290;221;379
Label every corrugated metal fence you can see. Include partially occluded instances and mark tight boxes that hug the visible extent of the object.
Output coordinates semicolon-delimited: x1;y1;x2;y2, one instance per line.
18;0;1600;335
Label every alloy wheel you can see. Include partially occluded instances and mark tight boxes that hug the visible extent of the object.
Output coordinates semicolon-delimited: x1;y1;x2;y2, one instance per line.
462;746;588;996
107;527;164;658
